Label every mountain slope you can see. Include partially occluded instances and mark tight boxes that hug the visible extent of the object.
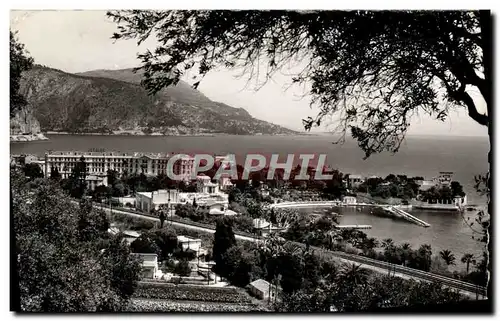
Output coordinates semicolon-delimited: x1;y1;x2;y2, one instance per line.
18;66;297;135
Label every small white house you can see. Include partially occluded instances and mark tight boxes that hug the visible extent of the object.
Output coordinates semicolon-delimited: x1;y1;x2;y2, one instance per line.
208;208;238;216
348;174;364;187
248;279;278;301
176;235;207;258
111;195;136;207
136;189;179;213
133;253;159;279
253;218;270;230
342;196;357;205
124;230;141;244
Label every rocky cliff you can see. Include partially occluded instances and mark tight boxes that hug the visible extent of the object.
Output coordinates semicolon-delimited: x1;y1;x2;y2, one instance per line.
10;104;48;141
15;66;297;136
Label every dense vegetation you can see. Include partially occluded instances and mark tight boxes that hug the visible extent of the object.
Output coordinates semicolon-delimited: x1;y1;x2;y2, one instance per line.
210;219;465;311
10;30;34;117
12;169;142;312
354;174;466;203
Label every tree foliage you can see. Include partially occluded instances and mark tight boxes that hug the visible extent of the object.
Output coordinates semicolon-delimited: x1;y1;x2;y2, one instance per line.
174;259;192;276
23;163;44;179
10;30;34;117
105;8;492;304
61;156;88;199
107;10;490;158
212;217;237;276
12;170;141;312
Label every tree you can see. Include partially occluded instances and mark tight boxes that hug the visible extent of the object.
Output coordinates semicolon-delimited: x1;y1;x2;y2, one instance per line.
409;244;433;272
77;199;109;242
108;10;490;156
12;170;141;311
212;217;237;276
93;185;111;202
10;30;34;117
381;238;395;249
174;259;192;277
107;170;119;187
130;233;160;255
174;203;198;220
451;181;466;197
439;249;456;266
159;211;166;228
100;234;142;301
399;243;413;267
63;156;88;199
152;227;178;259
337;263;369;286
23;163;44;179
461;253;476;274
108;9;492;301
50;166;61;181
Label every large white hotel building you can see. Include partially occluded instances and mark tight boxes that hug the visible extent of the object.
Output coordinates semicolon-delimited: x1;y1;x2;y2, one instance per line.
43;150;196;188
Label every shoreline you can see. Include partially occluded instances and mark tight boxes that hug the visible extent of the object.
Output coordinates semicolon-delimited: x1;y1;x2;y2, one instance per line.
43;131;309;137
10;133;49;142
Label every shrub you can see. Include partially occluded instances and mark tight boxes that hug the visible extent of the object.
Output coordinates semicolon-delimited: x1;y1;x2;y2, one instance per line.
174;260;192;277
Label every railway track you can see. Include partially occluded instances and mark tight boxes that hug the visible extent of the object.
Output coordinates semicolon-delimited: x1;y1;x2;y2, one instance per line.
82;201;487;298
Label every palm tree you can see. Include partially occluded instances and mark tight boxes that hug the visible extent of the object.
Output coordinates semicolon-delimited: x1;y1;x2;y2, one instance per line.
401;243;412;251
381;238;394;249
337;262;369;286
361;237;379;254
461;253;476;274
439;249;456;266
399;243;413;266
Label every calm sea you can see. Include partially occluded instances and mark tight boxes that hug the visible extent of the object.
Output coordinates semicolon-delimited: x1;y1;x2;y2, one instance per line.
11;134;489;267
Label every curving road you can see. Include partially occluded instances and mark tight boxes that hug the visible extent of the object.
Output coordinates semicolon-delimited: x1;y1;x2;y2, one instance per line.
86;202;487;300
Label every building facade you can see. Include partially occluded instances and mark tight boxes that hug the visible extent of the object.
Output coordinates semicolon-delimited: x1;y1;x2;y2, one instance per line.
348;174;364;188
133;253;159;279
43;150;197;188
248;279;278;301
136;189;180;213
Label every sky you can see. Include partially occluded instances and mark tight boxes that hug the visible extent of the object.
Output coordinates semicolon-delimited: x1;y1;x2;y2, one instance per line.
9;10;488;137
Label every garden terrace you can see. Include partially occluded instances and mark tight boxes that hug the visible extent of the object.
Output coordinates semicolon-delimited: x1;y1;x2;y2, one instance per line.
127;299;269;312
133;282;254;304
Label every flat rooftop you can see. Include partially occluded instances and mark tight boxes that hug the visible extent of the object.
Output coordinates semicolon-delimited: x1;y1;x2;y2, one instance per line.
45;150;171;158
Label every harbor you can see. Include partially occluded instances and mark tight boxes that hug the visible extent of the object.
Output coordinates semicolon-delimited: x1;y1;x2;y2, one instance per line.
270;201;431;228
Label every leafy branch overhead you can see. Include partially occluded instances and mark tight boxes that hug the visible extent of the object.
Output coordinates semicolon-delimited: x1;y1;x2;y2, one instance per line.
107;10;490;158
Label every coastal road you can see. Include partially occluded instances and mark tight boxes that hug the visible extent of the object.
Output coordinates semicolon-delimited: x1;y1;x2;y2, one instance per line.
85;202;487;300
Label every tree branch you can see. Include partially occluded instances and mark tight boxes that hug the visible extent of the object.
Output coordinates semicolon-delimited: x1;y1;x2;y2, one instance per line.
461;90;489;126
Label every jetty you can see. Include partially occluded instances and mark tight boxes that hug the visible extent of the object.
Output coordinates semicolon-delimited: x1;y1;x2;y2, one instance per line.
268;201;430;228
270;201;341;208
384;206;431;227
337;225;372;230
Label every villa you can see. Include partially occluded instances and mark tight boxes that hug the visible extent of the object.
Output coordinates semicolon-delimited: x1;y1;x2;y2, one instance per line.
177;235;207;257
348;174;364;188
136;189;180;213
133;253;160;279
